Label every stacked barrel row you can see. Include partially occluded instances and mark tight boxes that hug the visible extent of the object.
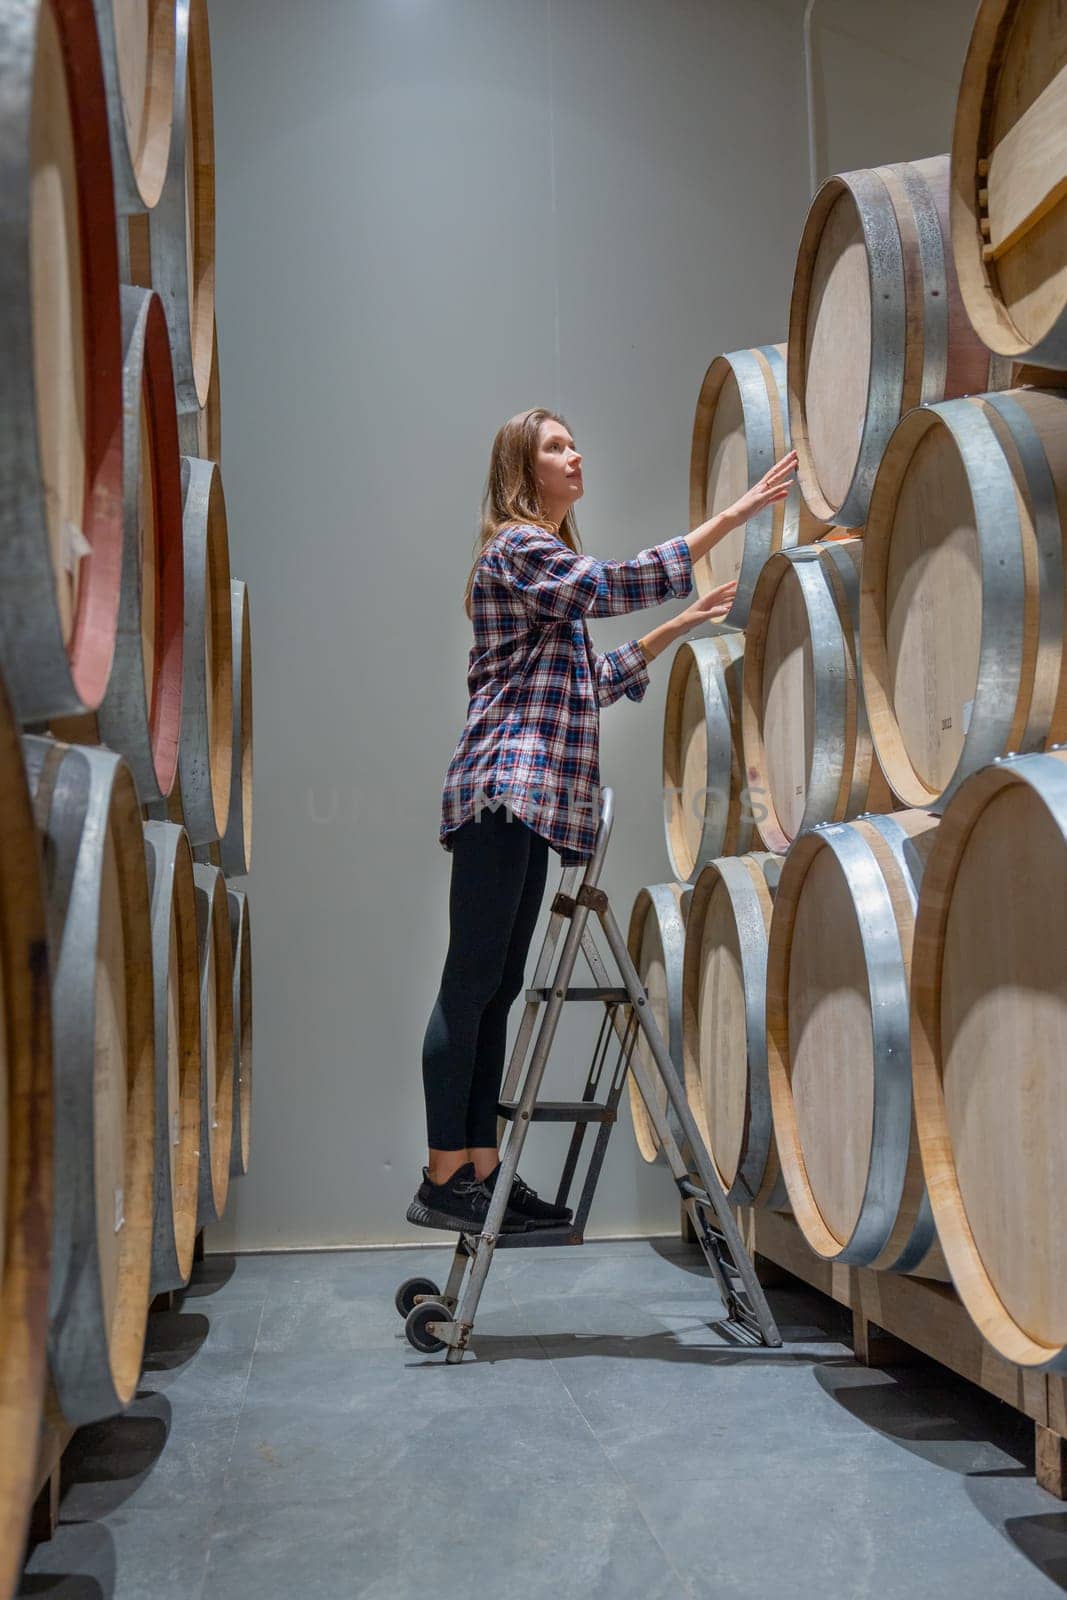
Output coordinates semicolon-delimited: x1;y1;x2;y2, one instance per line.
0;3;253;1593
629;0;1067;1374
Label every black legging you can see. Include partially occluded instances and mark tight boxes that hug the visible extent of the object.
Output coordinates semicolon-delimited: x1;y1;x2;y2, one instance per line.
422;805;550;1149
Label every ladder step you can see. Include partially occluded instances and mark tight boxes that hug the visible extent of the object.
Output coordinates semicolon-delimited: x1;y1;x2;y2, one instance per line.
525;985;630;1003
494;1225;583;1249
498;1098;616;1124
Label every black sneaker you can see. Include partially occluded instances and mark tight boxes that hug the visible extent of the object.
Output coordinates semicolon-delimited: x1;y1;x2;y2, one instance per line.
483;1164;573;1229
406;1162;528;1234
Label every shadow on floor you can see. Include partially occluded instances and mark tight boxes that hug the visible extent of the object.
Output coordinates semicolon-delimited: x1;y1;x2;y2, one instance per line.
141;1311;211;1374
1003;1513;1067;1592
815;1359;1035;1470
177;1254;239;1298
19;1578;107;1599
418;1329;859;1370
19;1520;116;1599
49;1398;173;1520
816;1344;1067;1592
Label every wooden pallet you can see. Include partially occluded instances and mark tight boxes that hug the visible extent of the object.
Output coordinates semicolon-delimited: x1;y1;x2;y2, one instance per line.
684;1204;1067;1499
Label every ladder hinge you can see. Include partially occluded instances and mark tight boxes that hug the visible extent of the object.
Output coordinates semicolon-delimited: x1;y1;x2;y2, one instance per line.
576;885;608;913
551;891;576;917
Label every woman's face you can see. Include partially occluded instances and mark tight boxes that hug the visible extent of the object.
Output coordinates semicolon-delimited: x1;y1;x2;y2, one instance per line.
535;419;583;521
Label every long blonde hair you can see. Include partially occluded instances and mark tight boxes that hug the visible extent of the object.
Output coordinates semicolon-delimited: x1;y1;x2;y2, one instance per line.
463;407;582;618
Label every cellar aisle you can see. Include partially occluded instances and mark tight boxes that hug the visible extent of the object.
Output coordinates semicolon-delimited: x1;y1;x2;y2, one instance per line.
18;1240;1066;1600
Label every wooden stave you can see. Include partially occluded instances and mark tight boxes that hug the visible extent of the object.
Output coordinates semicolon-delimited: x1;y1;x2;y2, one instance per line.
789;167;908;528
911;749;1067;1369
0;687;52;1600
90;0;175;213
227;886;251;1177
820;539;895;823
860;393;1067;809
662;634;751;883
96;287;185;804
950;0;1067;368
0;0;124;723
767;811;944;1273
689;345;820;626
220;579;253;876
175;457;233;845
130;0;215;413
192;861;233;1225
681;851;787;1208
742;540;888;853
143;820;200;1294
981;390;1067;748
176;318;220;462
788;157;1004;528
201;317;221;461
23;735;154;1424
625;883;690;1164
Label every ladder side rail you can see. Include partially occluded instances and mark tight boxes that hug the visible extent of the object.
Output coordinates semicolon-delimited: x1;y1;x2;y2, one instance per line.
499;864;582;1105
593;897;783;1349
449;886;599;1358
502;789;614;1104
569;1010;639;1237
618;1040;737;1312
578;927;639;1055
555;1006;617;1210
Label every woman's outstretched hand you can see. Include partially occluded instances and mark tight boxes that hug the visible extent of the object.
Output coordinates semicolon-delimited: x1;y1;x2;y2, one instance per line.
726;448;798;526
677;579;738;632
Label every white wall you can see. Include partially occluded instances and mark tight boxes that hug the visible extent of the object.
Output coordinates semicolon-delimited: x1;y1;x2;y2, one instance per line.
208;0;976;1251
808;0;979;181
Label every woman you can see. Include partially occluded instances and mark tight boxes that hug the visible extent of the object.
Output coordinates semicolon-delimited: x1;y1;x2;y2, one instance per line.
409;407;797;1234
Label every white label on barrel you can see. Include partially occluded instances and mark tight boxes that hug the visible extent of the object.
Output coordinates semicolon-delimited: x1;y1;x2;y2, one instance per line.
60;520;92;572
114;1187;125;1233
171;1109;180;1148
962;699;974;734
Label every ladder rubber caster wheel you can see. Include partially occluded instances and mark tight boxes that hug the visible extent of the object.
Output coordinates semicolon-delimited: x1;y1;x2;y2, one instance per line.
394;1276;440;1318
405;1300;452;1355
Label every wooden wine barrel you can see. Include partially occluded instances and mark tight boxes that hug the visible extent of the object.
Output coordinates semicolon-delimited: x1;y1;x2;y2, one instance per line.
767;809;947;1276
176;458;233;845
192;862;233;1225
742;539;892;853
911;748;1067;1367
144;768;187;830
625;883;690;1164
127;0;215;411
0;689;53;1600
227;887;252;1177
689;345;822;624
96;288;184;805
951;1;1067;368
92;0;175;213
663;634;751;883
220;580;253;876
0;0;124;723
860;389;1067;809
201;318;221;461
23;736;155;1424
682;852;787;1208
788;154;1009;528
178;315;221;463
143;822;200;1295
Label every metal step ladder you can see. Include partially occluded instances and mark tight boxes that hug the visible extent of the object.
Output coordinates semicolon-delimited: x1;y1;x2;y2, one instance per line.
396;786;782;1360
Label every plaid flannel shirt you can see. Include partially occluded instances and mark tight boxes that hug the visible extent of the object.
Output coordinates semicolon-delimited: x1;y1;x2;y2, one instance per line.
439;524;694;863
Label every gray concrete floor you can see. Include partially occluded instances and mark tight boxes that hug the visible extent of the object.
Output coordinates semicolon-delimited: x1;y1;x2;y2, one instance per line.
17;1238;1067;1599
